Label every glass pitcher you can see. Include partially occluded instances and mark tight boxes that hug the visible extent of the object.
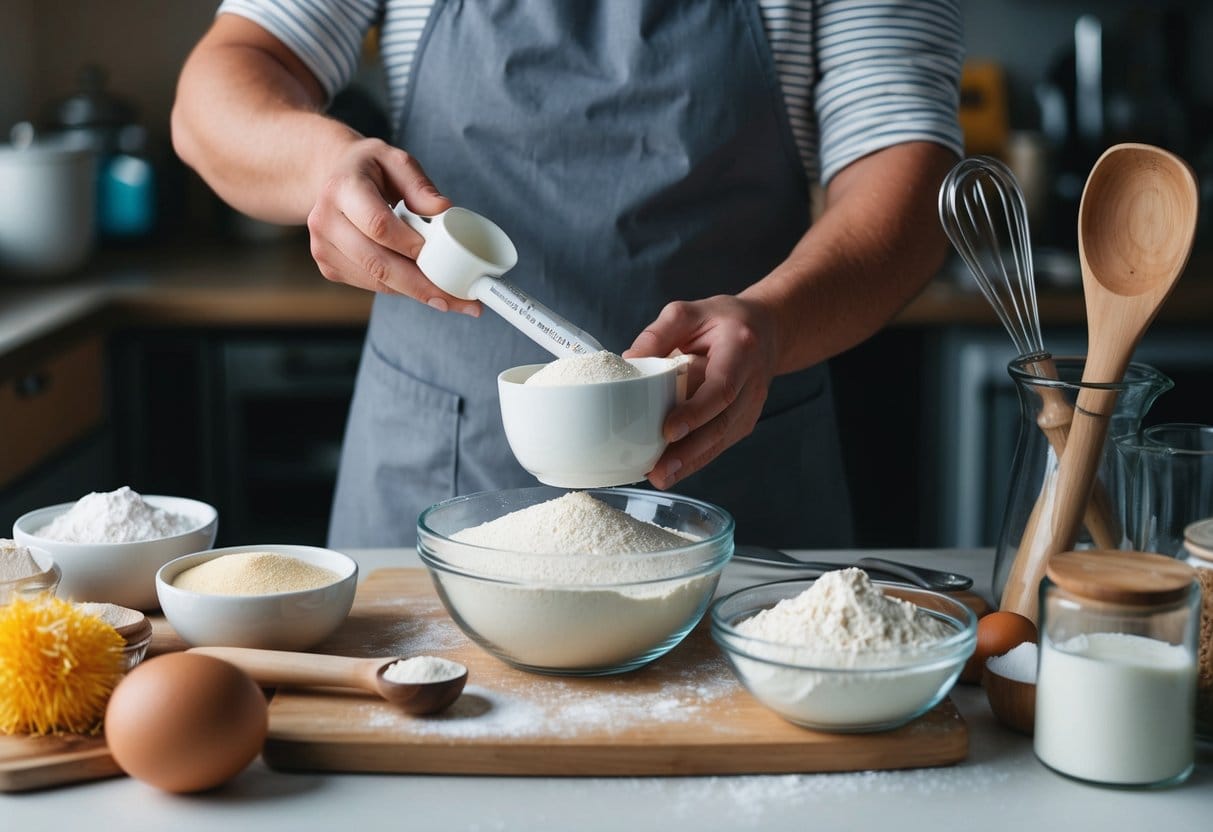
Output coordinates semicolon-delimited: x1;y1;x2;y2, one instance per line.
1113;424;1213;557
992;356;1173;605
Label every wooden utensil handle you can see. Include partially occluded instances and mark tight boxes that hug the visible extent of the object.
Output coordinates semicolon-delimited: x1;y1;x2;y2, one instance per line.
188;646;378;691
1001;469;1055;621
1000;385;1120;622
1031;357;1120;550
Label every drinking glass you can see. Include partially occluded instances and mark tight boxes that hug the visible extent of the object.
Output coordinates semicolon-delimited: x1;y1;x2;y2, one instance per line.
1113;423;1213;557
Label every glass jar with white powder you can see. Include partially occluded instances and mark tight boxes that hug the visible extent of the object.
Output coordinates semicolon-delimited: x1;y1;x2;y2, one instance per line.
1034;550;1199;788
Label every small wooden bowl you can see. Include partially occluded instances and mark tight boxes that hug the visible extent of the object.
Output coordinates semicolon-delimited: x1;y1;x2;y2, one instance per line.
982;664;1035;735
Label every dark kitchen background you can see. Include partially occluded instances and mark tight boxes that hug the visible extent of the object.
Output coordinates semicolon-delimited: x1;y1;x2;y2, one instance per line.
2;0;1212;550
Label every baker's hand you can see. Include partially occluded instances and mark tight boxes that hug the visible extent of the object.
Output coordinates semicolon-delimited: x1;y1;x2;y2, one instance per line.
623;295;780;489
306;138;480;315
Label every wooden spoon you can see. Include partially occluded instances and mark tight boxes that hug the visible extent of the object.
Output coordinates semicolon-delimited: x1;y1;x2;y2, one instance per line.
1001;143;1199;622
188;646;468;715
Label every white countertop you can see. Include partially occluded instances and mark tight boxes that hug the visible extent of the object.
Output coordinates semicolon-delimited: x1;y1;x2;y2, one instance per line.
5;548;1210;831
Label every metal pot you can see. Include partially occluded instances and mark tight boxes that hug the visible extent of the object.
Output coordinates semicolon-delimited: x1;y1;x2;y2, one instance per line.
0;124;97;278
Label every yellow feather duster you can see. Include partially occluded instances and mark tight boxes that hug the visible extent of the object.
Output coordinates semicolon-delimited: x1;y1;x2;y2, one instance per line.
0;595;125;735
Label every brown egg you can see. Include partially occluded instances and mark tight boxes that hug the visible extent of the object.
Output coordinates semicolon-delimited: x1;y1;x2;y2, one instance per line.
105;653;268;793
960;610;1038;684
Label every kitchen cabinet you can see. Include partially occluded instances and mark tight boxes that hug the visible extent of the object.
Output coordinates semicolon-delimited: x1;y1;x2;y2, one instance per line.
0;333;117;523
829;315;1213;551
0;334;105;488
928;324;1213;549
4;239;1212;552
110;328;363;546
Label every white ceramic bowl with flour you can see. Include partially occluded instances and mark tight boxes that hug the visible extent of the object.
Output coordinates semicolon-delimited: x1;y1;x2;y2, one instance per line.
710;578;977;733
155;544;357;650
13;494;218;610
497;356;685;488
417;486;733;675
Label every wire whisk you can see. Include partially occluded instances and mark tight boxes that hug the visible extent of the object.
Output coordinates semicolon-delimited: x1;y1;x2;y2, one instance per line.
938;155;1122;559
938;156;1045;360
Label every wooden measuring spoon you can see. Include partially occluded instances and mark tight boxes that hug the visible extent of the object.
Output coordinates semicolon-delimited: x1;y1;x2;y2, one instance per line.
1001;143;1198;622
189;646;468;715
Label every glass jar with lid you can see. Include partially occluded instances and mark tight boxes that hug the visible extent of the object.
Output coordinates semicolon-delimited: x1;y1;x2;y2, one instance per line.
1034;550;1199;788
1181;518;1213;739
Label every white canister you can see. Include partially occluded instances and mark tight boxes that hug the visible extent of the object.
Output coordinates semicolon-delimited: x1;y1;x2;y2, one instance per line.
1034;550;1199;788
0;130;97;278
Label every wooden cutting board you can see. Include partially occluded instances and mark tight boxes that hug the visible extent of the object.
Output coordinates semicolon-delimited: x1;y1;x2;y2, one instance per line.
0;567;974;789
263;569;969;776
0;624;188;792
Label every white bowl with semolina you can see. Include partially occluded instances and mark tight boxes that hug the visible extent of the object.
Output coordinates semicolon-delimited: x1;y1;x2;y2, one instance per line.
497;353;686;488
13;493;218;610
156;545;357;650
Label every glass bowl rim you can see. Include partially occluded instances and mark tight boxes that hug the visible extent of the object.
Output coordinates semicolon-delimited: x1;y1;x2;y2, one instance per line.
1116;422;1213;457
1006;354;1172;393
417;486;735;587
709;578;977;672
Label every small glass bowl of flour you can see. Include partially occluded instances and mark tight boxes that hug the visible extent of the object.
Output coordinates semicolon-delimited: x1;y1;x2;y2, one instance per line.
13;488;218;610
417;486;733;676
1;540;61;605
710;572;977;733
497;351;688;488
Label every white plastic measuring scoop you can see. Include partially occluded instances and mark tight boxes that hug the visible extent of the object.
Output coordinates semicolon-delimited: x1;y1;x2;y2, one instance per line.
392;201;604;358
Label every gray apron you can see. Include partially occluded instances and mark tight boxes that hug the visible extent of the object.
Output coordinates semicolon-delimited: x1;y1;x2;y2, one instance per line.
329;0;853;549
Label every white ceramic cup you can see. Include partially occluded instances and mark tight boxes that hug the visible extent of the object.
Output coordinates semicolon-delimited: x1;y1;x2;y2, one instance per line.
392;201;518;299
498;357;685;488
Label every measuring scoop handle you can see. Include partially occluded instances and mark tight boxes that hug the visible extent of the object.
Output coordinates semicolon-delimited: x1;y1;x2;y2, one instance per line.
391;200;431;239
476;277;605;358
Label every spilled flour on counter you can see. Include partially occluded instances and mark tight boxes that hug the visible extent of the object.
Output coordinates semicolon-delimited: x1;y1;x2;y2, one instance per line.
352;596;471;659
524;350;642;386
617;762;1015;827
358;652;738;739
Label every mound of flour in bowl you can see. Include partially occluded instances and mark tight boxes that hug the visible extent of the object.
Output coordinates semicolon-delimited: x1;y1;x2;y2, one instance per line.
440;492;717;670
453;491;689;555
524;350;642;386
449;491;701;585
729;569;961;728
737;568;952;655
37;487;196;544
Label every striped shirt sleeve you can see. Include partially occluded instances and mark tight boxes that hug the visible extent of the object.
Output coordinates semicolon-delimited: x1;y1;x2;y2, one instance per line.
814;0;964;184
217;0;383;99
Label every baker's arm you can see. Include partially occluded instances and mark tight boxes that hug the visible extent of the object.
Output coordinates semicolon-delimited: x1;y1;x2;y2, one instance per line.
171;13;474;312
627;140;955;489
748;140;956;373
